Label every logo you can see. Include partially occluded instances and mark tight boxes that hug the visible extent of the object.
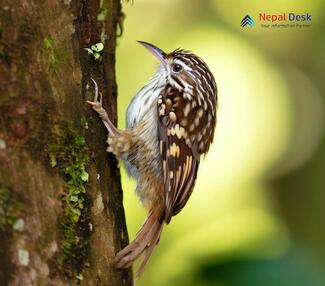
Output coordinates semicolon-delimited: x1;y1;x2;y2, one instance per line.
241;15;254;27
259;13;311;22
240;13;312;29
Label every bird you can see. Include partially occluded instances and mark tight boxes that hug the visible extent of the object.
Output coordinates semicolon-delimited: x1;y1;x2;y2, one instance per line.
87;41;218;277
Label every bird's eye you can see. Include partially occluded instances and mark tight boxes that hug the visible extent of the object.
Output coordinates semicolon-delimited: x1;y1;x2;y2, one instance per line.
172;64;183;73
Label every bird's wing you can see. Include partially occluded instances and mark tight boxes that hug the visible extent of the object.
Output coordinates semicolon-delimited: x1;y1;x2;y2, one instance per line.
158;84;204;223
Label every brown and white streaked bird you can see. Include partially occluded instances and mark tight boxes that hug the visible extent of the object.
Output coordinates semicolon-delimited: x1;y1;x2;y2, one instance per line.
87;41;217;276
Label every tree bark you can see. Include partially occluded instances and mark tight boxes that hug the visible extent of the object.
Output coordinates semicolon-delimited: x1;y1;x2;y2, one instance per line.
0;0;132;285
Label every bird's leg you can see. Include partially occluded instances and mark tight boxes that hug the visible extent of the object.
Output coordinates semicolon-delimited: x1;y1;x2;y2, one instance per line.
86;78;119;135
87;78;134;159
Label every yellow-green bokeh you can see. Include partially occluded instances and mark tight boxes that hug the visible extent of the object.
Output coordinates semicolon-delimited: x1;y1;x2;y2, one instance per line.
116;1;324;285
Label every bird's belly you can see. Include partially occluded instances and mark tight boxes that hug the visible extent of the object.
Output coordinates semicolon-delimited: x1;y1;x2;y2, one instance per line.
123;99;162;181
123;81;161;175
121;80;165;206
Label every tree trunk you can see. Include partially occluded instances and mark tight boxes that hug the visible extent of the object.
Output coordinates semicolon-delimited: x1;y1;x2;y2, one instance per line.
0;0;132;285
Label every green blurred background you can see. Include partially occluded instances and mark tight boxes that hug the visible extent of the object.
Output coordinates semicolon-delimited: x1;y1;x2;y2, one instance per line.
115;1;325;285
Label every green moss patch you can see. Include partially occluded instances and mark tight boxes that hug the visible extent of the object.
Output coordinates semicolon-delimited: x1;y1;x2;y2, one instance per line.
43;36;67;74
48;123;90;277
0;187;22;232
0;186;22;286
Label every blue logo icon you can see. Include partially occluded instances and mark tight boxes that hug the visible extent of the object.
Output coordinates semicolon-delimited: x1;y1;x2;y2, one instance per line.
241;15;254;27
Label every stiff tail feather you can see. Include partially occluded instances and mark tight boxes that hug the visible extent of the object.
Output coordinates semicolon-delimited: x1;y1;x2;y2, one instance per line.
114;210;164;277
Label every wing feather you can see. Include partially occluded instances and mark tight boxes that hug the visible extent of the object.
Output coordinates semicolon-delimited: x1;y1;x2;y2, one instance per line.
158;85;200;223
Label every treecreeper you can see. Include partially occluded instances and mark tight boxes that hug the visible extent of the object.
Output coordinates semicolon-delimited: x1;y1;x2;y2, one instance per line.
87;41;218;277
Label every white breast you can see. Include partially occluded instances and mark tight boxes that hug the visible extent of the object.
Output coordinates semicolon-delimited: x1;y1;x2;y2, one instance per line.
123;72;166;179
126;71;167;128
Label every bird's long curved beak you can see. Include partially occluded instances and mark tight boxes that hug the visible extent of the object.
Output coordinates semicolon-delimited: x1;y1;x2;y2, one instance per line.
138;41;167;64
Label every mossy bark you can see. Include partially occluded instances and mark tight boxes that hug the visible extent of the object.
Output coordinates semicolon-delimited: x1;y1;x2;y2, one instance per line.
0;0;132;285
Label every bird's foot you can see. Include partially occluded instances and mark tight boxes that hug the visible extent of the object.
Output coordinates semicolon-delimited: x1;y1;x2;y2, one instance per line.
86;78;105;115
86;78;118;134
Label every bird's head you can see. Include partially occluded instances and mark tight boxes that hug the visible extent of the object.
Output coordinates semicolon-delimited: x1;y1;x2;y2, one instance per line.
138;41;216;94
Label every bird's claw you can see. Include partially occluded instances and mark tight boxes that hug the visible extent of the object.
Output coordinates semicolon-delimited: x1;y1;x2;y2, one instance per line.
86;78;118;134
86;78;102;111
